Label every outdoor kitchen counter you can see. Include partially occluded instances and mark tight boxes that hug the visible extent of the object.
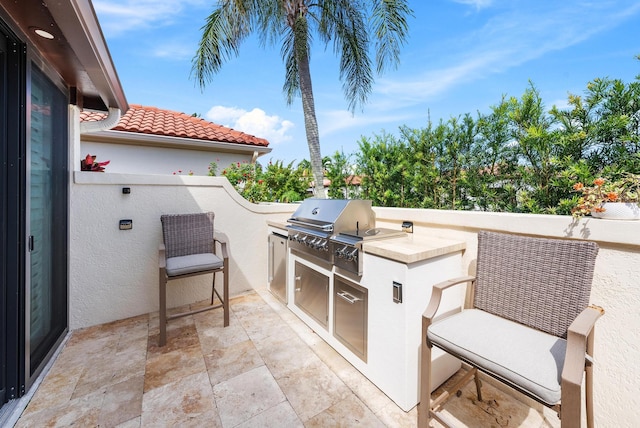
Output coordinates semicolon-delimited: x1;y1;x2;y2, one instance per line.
363;235;466;264
266;220;288;231
267;217;466;412
267;219;466;265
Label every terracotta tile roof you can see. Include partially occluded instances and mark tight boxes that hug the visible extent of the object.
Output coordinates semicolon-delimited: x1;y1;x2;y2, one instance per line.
80;104;269;147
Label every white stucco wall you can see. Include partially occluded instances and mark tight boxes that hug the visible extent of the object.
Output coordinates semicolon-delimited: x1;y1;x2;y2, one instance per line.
372;207;640;426
69;172;295;330
81;141;262;176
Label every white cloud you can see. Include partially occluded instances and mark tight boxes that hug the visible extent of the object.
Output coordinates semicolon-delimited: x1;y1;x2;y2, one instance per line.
93;0;207;35
318;109;412;137
450;0;494;10
205;106;294;145
374;1;640;109
549;98;571;111
151;41;195;60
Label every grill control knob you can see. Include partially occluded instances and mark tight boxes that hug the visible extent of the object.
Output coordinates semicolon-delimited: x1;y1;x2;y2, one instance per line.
346;248;358;261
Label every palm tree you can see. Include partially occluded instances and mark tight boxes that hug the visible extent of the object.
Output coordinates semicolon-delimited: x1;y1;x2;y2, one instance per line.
192;0;412;198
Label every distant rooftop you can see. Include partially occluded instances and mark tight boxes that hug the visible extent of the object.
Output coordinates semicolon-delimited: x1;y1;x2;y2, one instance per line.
80;104;269;147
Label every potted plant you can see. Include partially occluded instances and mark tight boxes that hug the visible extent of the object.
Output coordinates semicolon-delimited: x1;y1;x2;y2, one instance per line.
81;154;110;172
572;173;640;219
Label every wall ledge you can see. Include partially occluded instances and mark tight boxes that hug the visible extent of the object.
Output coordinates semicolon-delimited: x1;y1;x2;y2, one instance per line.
73;171;298;215
373;206;640;248
72;172;640;247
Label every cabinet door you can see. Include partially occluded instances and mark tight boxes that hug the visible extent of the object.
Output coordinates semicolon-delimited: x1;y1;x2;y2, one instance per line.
334;276;367;362
294;262;329;328
268;234;287;303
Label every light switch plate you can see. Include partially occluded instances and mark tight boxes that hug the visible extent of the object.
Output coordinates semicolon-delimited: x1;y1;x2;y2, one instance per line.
119;219;132;230
393;281;402;303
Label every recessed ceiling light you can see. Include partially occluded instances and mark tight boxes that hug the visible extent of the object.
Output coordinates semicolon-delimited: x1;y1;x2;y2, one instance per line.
33;28;54;39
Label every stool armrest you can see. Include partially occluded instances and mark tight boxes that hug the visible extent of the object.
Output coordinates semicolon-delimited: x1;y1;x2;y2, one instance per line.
214;231;229;259
562;305;605;387
422;276;475;323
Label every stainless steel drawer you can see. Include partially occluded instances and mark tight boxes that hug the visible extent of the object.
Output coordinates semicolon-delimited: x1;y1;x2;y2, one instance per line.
333;276;367;362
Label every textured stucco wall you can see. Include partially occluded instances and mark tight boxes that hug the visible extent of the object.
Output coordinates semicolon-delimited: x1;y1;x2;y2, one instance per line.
69;172;295;330
69;174;640;426
373;207;640;426
81;141;259;176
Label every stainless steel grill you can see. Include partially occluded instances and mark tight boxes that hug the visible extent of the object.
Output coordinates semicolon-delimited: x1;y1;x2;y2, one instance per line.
287;199;374;265
287;199;404;275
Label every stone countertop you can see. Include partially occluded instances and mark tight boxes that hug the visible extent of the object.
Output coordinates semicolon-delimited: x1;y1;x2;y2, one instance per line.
363;235;466;264
267;220;288;230
267;219;466;264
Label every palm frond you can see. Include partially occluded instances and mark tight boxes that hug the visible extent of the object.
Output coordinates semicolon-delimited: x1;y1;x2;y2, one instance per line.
370;0;413;74
191;2;252;89
281;28;301;105
255;0;287;47
330;1;374;112
282;13;313;106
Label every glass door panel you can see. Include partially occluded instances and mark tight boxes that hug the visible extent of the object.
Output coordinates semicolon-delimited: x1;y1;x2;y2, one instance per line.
28;66;68;378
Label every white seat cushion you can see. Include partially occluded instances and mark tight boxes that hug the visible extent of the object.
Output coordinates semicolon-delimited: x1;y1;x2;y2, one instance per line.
427;309;567;405
166;253;223;277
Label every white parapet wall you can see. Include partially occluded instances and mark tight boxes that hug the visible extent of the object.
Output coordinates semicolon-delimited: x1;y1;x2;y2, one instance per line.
372;206;640;427
69;174;640;426
69;172;296;330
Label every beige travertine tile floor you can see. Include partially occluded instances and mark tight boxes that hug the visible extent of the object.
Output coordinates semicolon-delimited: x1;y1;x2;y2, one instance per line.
15;288;560;427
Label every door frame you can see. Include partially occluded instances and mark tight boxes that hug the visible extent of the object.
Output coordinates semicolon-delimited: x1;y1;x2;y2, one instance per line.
0;15;70;410
1;19;27;407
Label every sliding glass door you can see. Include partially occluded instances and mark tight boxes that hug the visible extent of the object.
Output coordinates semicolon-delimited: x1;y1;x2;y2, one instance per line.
27;65;68;380
0;18;68;414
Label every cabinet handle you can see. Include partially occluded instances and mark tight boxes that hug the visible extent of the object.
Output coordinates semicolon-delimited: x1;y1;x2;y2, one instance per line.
295;275;301;292
337;290;361;304
268;241;274;282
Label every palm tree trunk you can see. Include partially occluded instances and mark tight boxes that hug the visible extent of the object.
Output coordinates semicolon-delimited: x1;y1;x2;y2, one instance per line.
297;46;326;198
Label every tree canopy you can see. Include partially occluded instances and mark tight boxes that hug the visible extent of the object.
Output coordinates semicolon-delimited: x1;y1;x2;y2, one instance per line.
192;0;413;198
215;57;640;215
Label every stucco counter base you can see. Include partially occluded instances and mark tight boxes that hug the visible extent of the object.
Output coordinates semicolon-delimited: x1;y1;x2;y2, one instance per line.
284;234;466;412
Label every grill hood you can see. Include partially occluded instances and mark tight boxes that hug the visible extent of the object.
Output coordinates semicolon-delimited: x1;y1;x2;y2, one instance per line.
288;199;375;233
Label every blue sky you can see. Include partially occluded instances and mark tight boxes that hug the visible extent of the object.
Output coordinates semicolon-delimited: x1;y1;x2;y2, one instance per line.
93;0;640;165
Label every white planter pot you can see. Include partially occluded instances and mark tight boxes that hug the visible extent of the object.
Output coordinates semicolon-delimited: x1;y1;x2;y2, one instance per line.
592;202;640;220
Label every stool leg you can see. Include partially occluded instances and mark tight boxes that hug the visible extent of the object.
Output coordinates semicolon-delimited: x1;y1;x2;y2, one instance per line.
474;369;483;402
159;271;167;347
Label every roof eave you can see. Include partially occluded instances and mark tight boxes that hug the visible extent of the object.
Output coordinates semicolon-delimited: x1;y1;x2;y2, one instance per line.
49;0;128;111
0;0;128;112
83;129;272;156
